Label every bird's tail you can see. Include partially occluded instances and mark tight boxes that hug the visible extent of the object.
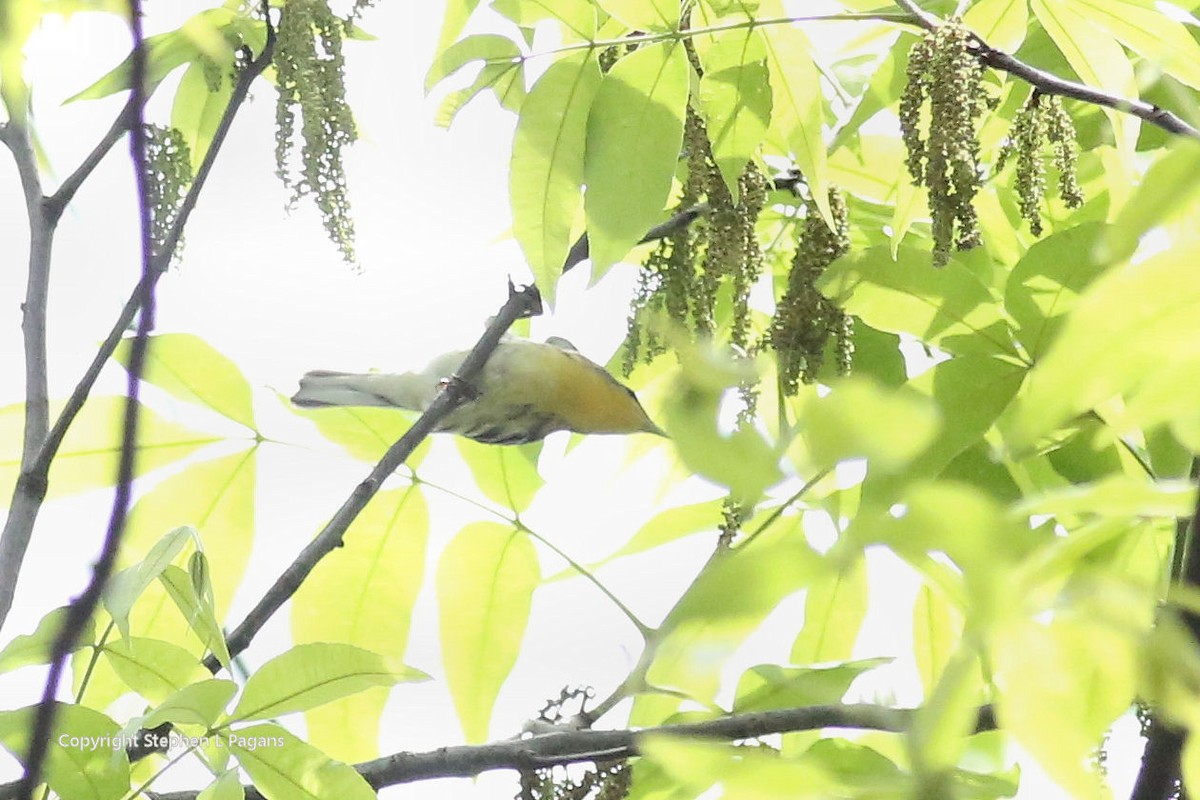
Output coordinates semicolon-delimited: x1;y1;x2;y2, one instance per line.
291;370;425;410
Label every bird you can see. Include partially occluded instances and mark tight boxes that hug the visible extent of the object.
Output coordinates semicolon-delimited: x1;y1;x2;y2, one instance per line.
291;337;665;446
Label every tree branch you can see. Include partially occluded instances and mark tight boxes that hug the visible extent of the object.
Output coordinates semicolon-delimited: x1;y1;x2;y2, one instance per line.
0;9;279;635
1130;457;1200;800
13;0;154;793
203;281;544;673
121;703;996;800
44;95;138;223
892;0;1200;140
0;112;54;637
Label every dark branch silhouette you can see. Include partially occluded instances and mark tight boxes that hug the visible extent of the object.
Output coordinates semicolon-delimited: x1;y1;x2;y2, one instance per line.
14;1;154;795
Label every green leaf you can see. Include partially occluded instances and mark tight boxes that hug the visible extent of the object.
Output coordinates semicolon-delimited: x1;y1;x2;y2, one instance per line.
797;376;941;473
171;61;234;172
434;0;482;52
1016;475;1196;519
1004;243;1200;452
0;0;44;124
661;526;820;636
1004;222;1112;359
818;245;1017;357
225;723;374;800
0;397;218;500
197;771;244;800
0;703;129;800
761;2;833;230
114;333;254;430
584;41;689;274
144;679;238;729
1031;0;1139;168
910;647;986;776
791;559;869;664
733;659;889;712
661;341;782;502
1067;0;1200;90
963;0;1029;52
424;33;521;92
1101;140;1200;264
438;522;540;742
229;642;426;723
510;52;602;305
292;486;429;762
290;400;432;467
118;449;256;650
104;525;195;640
159;564;231;668
696;29;772;199
913;584;963;698
639;736;849;797
0;606;95;674
454;439;543;513
102;636;209;704
862;356;1026;507
490;0;597;40
551;498;724;580
434;59;525;128
67;9;242;104
595;0;678;31
994;615;1136;797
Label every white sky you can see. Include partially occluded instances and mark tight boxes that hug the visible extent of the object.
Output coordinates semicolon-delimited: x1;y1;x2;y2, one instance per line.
0;2;1140;798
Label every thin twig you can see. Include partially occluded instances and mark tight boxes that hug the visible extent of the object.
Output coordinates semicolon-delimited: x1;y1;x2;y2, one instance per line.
44;96;138;222
203;282;544;673
13;0;153;795
892;0;1200;140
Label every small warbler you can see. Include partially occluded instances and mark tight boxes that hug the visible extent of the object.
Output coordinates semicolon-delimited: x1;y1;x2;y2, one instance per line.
291;337;664;445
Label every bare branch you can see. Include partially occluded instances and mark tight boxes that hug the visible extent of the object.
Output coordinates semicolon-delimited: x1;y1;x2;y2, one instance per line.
892;0;1200;140
13;0;154;793
44;96;138;223
107;703;996;800
203;281;544;673
0;116;53;636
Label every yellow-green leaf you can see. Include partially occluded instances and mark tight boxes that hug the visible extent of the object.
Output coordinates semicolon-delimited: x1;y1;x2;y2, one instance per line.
292;486;429;762
761;3;833;230
115;333;254;430
511;52;601;305
697;29;772;199
0;703;129;800
595;0;678;32
817;245;1017;357
791;559;868;664
225;723;374;800
455;439;543;513
143;679;238;729
229;642;426;723
438;522;540;742
1032;0;1139;170
0;606;95;674
0;397;217;500
1005;244;1200;452
102;636;209;705
584;41;689;275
